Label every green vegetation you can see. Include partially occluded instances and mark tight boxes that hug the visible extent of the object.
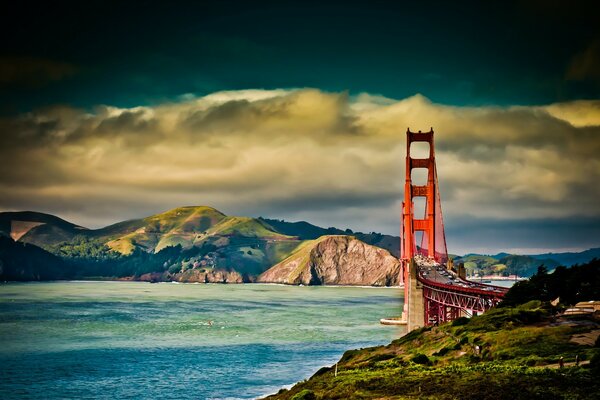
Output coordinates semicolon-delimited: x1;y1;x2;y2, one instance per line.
454;253;560;278
501;260;600;307
0;235;71;280
260;218;400;257
2;208;600;282
266;302;600;399
264;260;600;399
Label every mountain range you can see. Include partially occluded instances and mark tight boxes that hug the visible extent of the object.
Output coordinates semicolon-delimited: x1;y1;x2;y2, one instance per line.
0;206;598;283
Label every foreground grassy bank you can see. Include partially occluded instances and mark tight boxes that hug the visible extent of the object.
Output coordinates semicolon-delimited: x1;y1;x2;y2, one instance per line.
264;301;600;400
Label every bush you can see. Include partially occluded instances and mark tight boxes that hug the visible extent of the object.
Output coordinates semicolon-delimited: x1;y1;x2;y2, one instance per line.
370;353;395;362
411;353;431;365
452;317;470;326
291;389;316;400
168;264;181;274
433;347;451;357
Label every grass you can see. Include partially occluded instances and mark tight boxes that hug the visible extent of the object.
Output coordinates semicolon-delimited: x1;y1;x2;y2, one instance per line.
263;302;600;400
205;216;294;239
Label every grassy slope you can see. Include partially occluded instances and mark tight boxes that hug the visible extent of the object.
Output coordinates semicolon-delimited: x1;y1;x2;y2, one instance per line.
259;236;335;282
104;206;227;254
0;211;89;248
265;301;600;400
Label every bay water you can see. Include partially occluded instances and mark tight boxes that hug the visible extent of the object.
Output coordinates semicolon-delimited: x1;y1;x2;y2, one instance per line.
0;282;404;399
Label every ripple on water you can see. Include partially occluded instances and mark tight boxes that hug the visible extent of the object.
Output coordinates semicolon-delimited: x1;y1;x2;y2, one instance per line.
0;282;404;399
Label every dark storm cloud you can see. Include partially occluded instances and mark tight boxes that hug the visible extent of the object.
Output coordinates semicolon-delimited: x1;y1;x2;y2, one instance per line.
567;39;600;85
0;56;76;88
1;1;599;113
445;216;600;254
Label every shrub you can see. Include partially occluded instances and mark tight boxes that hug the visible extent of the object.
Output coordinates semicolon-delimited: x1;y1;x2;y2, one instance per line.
411;353;431;365
291;389;316;400
452;317;470;326
433;347;451;357
370;353;395;362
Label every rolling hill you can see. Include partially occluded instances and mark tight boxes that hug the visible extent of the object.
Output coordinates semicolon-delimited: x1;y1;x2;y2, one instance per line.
0;211;89;247
1;207;599;282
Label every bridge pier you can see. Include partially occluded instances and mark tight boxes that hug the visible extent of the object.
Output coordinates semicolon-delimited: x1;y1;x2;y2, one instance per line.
404;259;425;331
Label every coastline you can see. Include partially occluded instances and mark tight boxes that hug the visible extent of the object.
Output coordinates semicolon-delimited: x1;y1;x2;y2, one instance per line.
1;279;404;289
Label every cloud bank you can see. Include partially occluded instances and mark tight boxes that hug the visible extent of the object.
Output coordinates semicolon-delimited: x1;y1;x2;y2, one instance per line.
1;89;599;254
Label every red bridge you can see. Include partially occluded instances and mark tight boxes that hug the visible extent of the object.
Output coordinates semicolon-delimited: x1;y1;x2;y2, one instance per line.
399;128;507;330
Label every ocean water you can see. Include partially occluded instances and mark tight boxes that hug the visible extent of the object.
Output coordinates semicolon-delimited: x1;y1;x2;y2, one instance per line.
0;282;404;399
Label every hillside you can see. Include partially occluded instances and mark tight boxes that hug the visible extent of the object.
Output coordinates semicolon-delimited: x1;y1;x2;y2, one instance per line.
530;248;600;267
258;235;402;286
455;253;561;278
0;235;71;280
261;218;400;257
1;207;599;282
100;206;229;253
264;260;600;400
0;211;89;247
264;301;600;399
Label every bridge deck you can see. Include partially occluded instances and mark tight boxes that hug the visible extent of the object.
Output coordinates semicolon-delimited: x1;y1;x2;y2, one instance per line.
414;255;508;298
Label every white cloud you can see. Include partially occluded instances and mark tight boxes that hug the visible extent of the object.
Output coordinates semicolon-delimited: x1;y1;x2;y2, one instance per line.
1;89;599;253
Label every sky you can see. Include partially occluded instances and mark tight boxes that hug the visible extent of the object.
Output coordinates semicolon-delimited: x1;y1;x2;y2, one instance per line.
1;0;599;255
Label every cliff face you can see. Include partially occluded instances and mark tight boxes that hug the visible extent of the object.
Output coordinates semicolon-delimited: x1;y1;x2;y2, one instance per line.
137;269;245;283
258;235;402;286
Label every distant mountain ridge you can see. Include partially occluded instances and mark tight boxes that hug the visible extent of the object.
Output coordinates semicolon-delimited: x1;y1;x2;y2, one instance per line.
1;207;598;282
0;207;400;284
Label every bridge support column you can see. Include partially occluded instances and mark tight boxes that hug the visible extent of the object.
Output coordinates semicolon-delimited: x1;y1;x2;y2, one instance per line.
406;259;425;331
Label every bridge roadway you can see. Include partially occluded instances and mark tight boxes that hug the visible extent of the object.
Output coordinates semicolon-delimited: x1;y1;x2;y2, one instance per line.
411;254;508;323
413;254;508;296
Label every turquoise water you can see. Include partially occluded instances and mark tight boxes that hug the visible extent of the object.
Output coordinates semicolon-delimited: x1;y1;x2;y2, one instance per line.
0;282;404;399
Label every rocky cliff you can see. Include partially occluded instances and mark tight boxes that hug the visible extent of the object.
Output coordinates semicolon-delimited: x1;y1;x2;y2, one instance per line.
258;235;402;286
135;269;245;283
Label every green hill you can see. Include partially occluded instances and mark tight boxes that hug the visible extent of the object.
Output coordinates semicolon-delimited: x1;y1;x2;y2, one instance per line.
264;260;600;399
103;206;228;254
530;248;600;267
454;253;562;278
499;254;560;277
1;207;599;282
265;301;600;400
0;211;89;247
260;218;400;257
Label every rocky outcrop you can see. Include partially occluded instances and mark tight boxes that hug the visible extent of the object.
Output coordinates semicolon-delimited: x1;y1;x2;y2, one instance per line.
137;269;245;283
258;235;402;286
176;269;244;283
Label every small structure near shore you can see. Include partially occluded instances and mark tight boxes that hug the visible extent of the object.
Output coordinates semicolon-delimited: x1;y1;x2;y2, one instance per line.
380;317;407;325
563;301;600;316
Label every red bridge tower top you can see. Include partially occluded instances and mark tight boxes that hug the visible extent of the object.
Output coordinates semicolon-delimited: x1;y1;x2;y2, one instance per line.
401;128;448;265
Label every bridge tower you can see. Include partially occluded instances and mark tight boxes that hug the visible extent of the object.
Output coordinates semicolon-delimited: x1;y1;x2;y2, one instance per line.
391;128;507;332
401;128;448;331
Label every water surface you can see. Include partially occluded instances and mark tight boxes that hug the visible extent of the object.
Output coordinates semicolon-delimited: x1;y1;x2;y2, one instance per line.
0;282;404;399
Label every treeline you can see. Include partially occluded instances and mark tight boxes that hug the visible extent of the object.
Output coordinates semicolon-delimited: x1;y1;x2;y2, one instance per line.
501;258;600;307
1;235;218;281
0;235;72;280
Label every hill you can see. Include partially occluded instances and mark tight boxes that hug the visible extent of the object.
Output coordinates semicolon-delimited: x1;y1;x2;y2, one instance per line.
454;250;576;277
0;211;89;247
1;207;599;282
102;206;229;254
264;259;600;399
260;218;400;257
258;235;402;286
265;300;600;399
530;248;600;267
